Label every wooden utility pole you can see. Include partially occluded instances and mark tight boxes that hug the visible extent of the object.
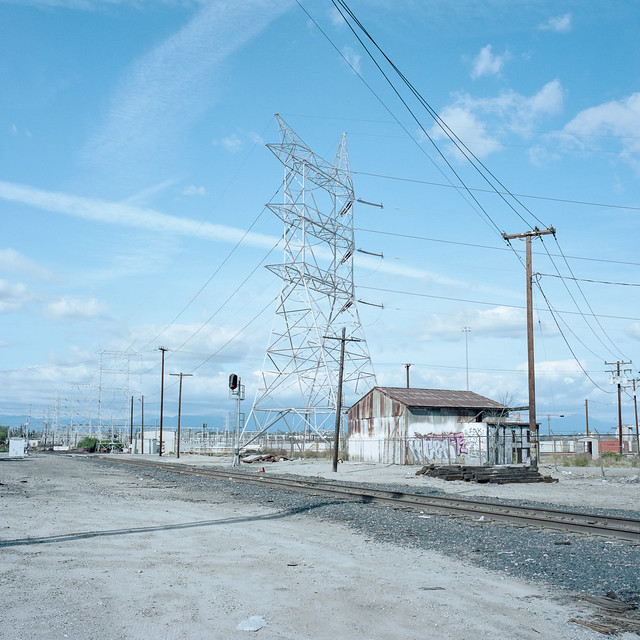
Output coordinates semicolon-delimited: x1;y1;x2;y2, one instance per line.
129;395;134;450
462;326;471;390
633;379;640;455
502;226;555;471
140;395;145;454
585;399;589;437
324;328;362;472
170;373;192;459
605;360;632;454
404;363;411;389
158;347;168;456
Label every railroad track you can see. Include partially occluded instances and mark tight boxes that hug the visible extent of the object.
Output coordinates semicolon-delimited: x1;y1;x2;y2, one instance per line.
91;456;640;543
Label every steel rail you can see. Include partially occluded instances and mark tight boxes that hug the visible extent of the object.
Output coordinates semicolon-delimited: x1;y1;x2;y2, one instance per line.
90;456;640;543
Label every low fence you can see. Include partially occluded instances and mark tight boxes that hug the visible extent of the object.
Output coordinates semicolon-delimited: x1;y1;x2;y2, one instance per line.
538;435;639;461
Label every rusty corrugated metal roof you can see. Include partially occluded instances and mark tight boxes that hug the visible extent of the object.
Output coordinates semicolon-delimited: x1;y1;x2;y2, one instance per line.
374;387;506;410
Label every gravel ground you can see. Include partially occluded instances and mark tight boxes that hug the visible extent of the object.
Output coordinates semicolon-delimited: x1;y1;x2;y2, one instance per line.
97;457;640;602
2;452;639;639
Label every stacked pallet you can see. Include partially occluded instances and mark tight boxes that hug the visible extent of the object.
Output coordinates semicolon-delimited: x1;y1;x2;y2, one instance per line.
415;464;558;484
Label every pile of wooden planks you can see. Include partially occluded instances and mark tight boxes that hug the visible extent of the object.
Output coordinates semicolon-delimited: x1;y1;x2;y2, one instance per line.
415;464;558;484
571;594;640;636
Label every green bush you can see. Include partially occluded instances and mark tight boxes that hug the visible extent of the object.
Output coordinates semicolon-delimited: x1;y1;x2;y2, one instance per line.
569;453;592;467
598;451;625;466
77;436;98;452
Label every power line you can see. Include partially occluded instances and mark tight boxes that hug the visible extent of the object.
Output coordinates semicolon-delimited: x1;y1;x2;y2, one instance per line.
356;227;640;267
280;112;640;144
330;0;548;232
351;169;640;213
540;273;640;287
357;284;640;322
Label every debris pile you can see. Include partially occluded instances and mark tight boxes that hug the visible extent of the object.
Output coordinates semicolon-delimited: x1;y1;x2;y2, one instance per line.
570;593;640;635
240;453;289;464
415;464;558;484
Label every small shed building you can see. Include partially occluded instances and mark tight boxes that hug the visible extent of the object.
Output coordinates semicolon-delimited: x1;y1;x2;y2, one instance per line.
347;387;530;466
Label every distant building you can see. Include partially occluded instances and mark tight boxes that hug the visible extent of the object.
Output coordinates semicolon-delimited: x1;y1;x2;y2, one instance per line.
347;387;530;466
131;429;175;455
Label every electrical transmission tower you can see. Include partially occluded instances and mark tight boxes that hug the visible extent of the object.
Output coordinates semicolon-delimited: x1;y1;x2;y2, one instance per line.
247;115;377;438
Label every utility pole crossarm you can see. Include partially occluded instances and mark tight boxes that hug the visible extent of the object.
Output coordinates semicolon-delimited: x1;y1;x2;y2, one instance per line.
502;226;555;242
605;360;633;454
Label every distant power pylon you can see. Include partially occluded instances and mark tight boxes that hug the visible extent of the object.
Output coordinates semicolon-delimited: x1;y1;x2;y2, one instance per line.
247;115;377;440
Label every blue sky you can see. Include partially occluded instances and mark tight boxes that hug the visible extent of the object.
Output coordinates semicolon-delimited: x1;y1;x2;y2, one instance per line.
2;0;640;435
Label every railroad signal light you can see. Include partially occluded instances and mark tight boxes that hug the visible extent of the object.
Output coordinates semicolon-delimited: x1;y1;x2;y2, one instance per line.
229;373;239;390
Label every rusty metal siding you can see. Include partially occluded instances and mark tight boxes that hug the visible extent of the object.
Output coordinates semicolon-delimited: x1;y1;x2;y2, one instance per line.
347;388;407;463
347;387;505;465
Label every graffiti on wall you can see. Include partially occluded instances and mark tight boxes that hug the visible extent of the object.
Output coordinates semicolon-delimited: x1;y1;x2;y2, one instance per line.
408;431;467;464
463;424;484;462
408;427;485;465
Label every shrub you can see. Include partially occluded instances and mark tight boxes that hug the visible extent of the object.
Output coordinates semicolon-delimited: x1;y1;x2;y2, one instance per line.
570;453;592;467
77;436;98;452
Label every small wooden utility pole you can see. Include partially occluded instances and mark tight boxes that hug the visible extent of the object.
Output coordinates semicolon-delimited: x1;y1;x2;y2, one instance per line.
158;347;168;456
585;399;589;437
170;373;193;459
605;360;632;454
130;396;134;451
633;379;640;455
404;363;411;389
140;395;145;454
324;328;362;472
502;226;555;471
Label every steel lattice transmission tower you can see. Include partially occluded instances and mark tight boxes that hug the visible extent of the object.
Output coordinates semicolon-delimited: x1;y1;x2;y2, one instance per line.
248;115;377;436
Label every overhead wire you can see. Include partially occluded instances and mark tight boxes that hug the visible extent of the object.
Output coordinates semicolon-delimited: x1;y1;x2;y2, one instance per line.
134;194;279;355
352;169;640;213
356;285;640;322
294;0;506;241
330;0;546;232
320;0;629;389
356;226;640;268
534;282;613;393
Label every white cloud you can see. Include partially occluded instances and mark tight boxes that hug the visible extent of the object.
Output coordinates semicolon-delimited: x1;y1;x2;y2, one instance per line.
470;45;507;79
85;0;293;175
428;105;502;159
561;92;640;165
540;13;572;33
0;248;53;280
628;322;640;340
182;185;207;196
0;279;36;313
430;80;564;159
220;134;244;153
328;6;345;27
44;296;109;322
342;45;362;74
420;306;526;341
0;179;278;250
213;129;266;153
0;180;438;282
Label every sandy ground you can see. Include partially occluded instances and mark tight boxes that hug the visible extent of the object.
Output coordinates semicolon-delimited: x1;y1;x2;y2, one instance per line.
1;453;638;640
